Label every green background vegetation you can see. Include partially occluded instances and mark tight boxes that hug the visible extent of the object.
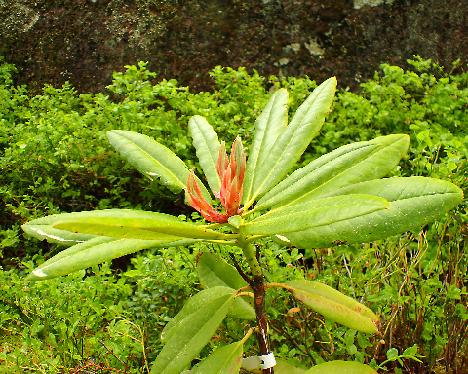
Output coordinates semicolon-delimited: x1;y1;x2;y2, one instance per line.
0;56;466;373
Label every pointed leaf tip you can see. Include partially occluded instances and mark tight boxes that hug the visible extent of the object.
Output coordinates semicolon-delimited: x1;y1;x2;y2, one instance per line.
191;340;244;373
31;268;48;279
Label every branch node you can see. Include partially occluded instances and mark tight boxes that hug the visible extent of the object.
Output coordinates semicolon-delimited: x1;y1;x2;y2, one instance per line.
229;253;252;284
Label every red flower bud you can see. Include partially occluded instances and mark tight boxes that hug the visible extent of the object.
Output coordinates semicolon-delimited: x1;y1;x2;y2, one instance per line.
186;171;228;223
186;137;246;223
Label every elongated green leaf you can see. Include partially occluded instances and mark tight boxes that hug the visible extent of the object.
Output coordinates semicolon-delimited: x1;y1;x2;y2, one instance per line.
243;89;289;207
286;280;378;333
107;130;189;192
152;287;235;374
28;236;191;281
197;252;246;289
34;236;115;268
48;209;234;241
247;77;336;204
161;286;234;343
197;252;255;319
191;340;244;374
22;214;97;245
107;130;211;200
284;176;463;248
304;360;377;374
242;194;388;237
188;115;221;194
256;134;410;210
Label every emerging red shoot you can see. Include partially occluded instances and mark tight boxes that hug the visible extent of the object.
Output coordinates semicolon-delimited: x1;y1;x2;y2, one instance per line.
187;137;246;223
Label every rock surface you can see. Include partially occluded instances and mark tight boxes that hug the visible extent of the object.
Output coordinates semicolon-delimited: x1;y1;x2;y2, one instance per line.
1;0;466;92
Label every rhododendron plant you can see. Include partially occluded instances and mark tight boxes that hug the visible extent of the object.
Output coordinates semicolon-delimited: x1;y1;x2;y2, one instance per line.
22;77;462;374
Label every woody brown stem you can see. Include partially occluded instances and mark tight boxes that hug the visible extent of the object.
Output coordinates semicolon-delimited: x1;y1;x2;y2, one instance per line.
238;238;274;374
251;274;274;374
229;253;252;284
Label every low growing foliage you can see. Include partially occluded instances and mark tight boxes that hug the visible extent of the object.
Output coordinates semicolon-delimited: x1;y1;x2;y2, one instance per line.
1;57;466;372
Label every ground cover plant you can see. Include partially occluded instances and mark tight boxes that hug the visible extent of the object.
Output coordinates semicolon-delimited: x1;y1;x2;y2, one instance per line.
1;57;466;372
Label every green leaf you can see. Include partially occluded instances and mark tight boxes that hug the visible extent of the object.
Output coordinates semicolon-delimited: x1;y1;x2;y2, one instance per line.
243;88;289;207
274;359;307;374
228;215;242;229
22;214;97;245
188;115;221;194
33;236;115;267
386;348;399;360
197;252;255;319
300;176;463;248
197;252;246;289
285;280;378;333
28;236;190;281
242;194;389;238
304;360;377;374
49;209;234;241
107;130;189;192
256;134;410;210
402;344;419;357
191;340;244;374
161;287;235;343
247;77;336;204
152;287;235;374
107;130;211;200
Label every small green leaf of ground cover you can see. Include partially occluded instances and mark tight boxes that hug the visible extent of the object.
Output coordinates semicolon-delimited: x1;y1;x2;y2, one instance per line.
304;360;377;373
242;194;388;237
50;209;233;240
189;115;221;193
152;287;235;374
386;348;399;360
285;280;378;333
197;252;255;319
191;340;244;373
248;77;336;203
243;88;289;207
256;134;410;210
28;237;190;281
403;344;419;357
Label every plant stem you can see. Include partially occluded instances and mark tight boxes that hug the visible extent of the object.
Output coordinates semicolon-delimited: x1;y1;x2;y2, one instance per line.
240;238;262;276
252;274;274;374
238;238;274;374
